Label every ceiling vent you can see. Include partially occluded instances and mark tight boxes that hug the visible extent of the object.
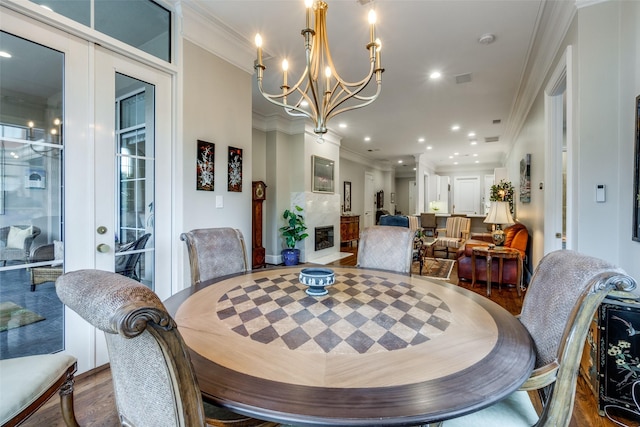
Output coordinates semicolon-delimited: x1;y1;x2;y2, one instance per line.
492;119;502;124
357;0;373;4
485;136;500;143
455;73;472;84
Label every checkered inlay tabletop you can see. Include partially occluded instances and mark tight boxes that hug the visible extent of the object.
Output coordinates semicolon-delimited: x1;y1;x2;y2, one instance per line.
216;270;453;355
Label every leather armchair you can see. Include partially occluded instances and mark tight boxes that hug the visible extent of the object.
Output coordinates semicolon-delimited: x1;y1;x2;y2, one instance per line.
456;223;529;286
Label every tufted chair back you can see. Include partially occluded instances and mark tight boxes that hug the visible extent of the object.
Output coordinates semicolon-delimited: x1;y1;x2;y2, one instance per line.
357;225;415;274
180;228;248;286
56;270;206;427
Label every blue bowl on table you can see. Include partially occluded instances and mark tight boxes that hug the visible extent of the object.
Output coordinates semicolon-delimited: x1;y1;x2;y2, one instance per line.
298;268;335;296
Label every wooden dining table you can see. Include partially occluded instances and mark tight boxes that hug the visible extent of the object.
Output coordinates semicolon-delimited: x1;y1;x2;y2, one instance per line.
164;266;534;426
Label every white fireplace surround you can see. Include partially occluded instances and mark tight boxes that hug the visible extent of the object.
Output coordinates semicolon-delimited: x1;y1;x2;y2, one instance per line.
291;191;341;263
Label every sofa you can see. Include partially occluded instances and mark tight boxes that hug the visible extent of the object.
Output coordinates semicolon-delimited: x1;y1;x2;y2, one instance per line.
456;223;529;286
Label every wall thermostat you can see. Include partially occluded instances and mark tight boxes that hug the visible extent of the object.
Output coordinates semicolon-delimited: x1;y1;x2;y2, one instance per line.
596;184;606;203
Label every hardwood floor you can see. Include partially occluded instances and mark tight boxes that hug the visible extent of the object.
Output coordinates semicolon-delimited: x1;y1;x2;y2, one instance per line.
22;247;637;426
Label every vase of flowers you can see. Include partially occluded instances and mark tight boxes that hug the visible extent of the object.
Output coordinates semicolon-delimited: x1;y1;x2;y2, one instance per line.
490;180;515;214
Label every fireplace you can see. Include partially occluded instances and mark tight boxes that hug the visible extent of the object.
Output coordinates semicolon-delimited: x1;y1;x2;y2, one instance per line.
315;226;334;251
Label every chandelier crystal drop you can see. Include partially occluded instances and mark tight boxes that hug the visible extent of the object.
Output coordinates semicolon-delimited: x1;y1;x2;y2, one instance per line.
254;0;384;140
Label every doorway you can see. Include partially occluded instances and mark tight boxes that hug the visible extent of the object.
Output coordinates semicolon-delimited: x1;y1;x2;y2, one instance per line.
0;11;173;373
544;46;573;254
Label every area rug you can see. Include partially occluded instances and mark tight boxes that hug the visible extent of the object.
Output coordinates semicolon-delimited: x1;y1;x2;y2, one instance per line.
0;302;45;332
412;258;455;281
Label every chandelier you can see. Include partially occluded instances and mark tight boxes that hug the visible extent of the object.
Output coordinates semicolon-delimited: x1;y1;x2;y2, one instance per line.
254;0;384;143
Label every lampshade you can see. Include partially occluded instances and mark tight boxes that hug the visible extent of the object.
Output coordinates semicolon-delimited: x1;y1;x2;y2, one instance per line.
484;201;515;226
484;201;514;246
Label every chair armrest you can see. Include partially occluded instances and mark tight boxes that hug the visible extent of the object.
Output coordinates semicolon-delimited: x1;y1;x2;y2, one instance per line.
461;230;470;241
518;360;559;391
30;244;55;262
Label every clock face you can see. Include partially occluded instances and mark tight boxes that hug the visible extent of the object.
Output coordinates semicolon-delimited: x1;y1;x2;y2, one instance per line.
254;182;265;200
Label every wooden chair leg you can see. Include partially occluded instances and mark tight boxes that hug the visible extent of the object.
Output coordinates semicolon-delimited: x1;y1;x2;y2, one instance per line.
60;369;80;427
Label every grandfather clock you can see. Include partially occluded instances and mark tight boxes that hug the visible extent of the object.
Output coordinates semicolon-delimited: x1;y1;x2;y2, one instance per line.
252;181;267;269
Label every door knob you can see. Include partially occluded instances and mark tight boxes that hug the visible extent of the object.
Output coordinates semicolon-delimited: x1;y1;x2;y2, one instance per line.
97;243;111;253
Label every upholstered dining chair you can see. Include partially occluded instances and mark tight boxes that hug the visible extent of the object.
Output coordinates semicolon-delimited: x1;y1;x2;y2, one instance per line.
443;250;637;427
56;269;278;427
357;225;415;275
180;228;248;287
0;353;79;427
433;216;470;259
0;225;41;266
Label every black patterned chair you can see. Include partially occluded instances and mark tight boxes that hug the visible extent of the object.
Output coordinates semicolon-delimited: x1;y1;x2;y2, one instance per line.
443;250;637;427
56;269;278;427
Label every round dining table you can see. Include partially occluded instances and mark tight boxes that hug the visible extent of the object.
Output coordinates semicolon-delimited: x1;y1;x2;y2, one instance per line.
164;266;534;426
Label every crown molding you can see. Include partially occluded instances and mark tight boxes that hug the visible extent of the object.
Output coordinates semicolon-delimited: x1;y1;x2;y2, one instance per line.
503;0;576;150
340;147;394;172
180;0;255;74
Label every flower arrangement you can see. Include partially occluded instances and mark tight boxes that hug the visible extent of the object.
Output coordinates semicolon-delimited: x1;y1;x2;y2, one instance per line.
607;340;640;390
490;180;515;214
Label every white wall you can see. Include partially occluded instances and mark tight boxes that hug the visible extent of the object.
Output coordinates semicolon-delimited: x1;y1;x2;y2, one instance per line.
505;1;640;281
181;40;253;287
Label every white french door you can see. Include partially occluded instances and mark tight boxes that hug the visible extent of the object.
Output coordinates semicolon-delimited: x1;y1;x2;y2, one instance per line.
90;47;172;367
1;9;173;373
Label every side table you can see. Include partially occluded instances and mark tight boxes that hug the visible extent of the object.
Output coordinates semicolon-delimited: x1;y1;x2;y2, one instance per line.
471;246;522;297
417;236;436;275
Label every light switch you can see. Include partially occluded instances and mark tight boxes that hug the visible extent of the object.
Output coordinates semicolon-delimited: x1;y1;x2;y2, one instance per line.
596;184;606;203
216;195;223;208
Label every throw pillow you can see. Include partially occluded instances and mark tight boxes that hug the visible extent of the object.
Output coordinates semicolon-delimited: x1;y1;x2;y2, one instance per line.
6;226;32;249
54;240;64;260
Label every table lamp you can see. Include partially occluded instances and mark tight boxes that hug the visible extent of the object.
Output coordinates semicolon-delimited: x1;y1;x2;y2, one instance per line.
484;201;515;246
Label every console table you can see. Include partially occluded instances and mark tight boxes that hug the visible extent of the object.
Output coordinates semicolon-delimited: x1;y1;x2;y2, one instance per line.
340;215;359;246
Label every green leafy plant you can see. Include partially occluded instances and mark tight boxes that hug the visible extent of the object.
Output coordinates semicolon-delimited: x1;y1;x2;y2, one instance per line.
279;205;309;249
490;179;515;213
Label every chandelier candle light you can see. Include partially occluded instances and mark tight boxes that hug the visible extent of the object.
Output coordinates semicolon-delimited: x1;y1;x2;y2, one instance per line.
254;0;384;143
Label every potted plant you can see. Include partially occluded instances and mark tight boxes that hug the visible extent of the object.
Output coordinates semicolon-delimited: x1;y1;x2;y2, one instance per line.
279;205;309;266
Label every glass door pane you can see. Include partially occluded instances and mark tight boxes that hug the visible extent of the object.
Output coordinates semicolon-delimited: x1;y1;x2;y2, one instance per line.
115;74;154;287
0;31;64;359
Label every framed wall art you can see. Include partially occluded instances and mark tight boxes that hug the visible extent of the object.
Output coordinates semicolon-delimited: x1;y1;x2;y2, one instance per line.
633;95;640;242
228;146;243;192
343;181;351;212
312;155;334;193
520;153;531;203
196;140;215;191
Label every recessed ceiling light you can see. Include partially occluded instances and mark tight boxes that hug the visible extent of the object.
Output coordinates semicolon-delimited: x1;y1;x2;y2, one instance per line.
398;160;403;164
453;152;459;156
339;123;347;128
453;161;459;165
451;125;460;131
473;153;478;157
449;155;453;159
300;100;309;107
0;51;11;58
426;146;433;150
418;137;425;143
413;167;416;171
468;132;476;137
429;71;442;79
478;33;496;45
475;160;479;164
364;136;371;142
470;141;477;145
